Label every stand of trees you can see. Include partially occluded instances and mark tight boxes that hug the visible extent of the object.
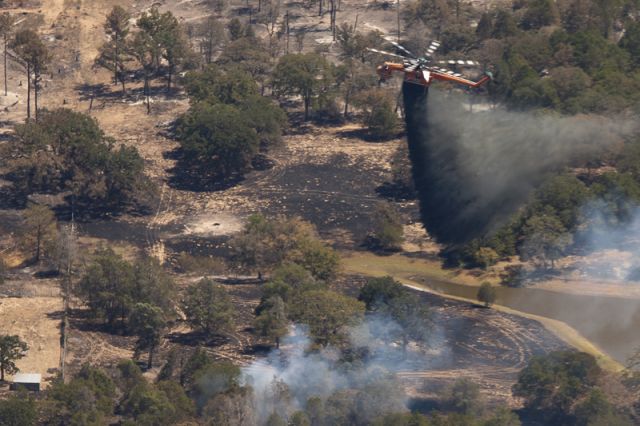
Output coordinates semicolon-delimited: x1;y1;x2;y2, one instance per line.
8;109;155;215
231;214;340;281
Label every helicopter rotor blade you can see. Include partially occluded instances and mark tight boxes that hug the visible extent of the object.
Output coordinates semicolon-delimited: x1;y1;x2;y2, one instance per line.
426;40;441;57
438;60;480;67
390;41;415;58
366;48;408;60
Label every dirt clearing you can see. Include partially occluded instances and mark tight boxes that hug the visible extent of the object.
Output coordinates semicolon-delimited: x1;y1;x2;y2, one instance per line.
0;297;62;387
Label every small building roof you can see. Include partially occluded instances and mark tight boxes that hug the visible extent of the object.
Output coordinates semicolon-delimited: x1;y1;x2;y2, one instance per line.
12;373;41;384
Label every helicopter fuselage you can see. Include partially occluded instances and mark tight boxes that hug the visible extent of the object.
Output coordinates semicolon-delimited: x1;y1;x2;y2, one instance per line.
377;61;491;89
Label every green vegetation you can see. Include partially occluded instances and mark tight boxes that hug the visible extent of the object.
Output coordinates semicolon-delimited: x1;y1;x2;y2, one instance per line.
0;393;37;426
272;53;335;121
231;214;340;280
477;282;497;307
353;89;400;140
254;295;288;348
19;203;57;263
181;278;234;338
358;276;431;350
97;6;130;93
368;202;405;251
289;289;365;347
129;303;167;369
9;109;154;215
11;28;50;120
514;351;633;425
0;335;28;381
176;65;285;185
76;249;175;328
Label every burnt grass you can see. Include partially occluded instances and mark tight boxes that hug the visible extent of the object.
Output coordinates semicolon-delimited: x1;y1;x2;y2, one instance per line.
233;153;416;246
336;275;568;407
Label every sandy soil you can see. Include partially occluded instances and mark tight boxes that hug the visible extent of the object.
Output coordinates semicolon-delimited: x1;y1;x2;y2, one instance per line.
0;297;62;388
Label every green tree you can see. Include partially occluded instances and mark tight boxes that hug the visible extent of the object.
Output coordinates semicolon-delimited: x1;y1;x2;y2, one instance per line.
98;6;131;93
13;109;153;212
11;29;51;120
388;294;431;351
76;247;135;326
476;12;493;40
217;37;272;92
20;203;57;263
403;0;450;35
129;303;166;369
353;89;399;140
130;30;155;114
620;21;640;68
119;382;185;425
0;13;15;97
183;65;285;148
231;214;338;280
132;257;176;316
0;335;28;381
76;253;174;329
492;10;518;38
573;389;632;426
520;214;572;269
191;360;242;410
358;276;405;311
227;18;244;41
529;175;590;231
289;290;364;346
0;393;37;426
182;279;234;337
254;295;289;348
198;15;225;65
513;351;602;423
272;53;335;120
473;246;500;269
521;0;560;30
444;378;484;415
45;366;116;425
368;202;404;251
477;282;497;308
255;264;324;315
158;12;189;90
176;102;259;181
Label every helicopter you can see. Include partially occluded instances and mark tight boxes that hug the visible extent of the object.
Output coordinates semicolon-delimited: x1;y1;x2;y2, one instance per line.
367;40;492;89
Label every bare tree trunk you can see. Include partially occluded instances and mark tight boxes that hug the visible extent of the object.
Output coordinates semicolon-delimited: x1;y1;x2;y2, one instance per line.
145;74;150;114
148;346;154;369
304;96;310;121
34;74;38;121
26;63;31;119
4;34;7;97
35;225;41;262
114;33;119;86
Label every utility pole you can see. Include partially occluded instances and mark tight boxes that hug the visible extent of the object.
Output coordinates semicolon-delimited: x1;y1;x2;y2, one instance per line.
285;11;290;54
397;0;401;43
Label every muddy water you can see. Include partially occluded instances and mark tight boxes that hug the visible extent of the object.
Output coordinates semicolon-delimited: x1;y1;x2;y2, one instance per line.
412;275;640;363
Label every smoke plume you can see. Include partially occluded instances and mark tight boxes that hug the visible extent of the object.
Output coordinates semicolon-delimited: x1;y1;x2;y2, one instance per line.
403;84;633;245
241;317;447;423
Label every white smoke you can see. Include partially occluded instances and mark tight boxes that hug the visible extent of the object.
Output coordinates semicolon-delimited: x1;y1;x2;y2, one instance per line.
241;315;447;423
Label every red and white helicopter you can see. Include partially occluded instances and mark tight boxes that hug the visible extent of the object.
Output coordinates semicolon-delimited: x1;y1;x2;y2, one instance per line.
367;40;492;89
